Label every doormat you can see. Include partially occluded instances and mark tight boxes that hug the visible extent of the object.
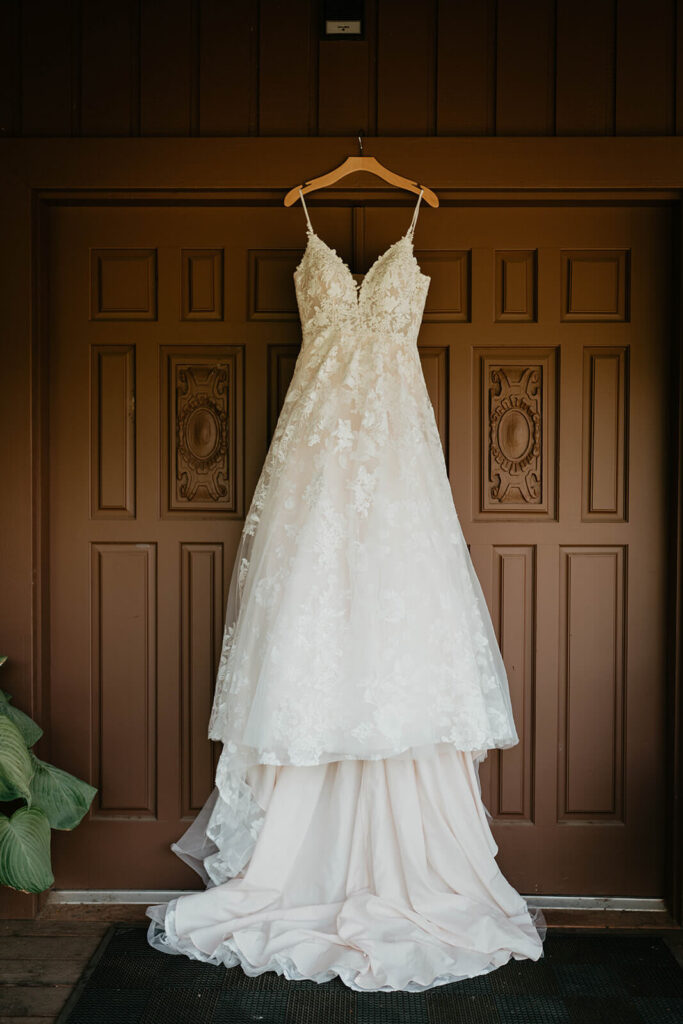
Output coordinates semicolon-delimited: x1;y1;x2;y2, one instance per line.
55;923;683;1024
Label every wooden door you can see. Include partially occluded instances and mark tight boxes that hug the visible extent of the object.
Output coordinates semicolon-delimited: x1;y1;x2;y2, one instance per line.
47;199;672;896
376;201;670;898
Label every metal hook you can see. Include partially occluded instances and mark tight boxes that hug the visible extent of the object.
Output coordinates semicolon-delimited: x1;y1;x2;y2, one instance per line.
358;131;364;156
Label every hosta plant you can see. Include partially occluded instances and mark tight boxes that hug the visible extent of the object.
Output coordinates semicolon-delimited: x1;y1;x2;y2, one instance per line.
0;656;97;893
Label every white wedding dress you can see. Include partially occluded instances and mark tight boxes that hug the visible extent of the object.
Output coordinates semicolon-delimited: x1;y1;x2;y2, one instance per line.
146;188;546;991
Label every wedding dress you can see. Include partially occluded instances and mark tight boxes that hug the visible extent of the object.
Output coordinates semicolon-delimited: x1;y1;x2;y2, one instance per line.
146;188;546;991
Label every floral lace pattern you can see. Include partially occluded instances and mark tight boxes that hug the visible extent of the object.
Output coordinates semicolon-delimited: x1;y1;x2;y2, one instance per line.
201;215;519;880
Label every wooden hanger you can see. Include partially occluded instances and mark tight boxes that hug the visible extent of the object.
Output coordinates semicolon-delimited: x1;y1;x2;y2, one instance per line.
283;132;439;207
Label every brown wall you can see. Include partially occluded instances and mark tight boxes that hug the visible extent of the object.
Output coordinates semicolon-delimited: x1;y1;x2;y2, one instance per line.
1;0;681;139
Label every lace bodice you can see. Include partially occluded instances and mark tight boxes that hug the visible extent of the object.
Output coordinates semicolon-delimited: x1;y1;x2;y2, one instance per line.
293;189;431;344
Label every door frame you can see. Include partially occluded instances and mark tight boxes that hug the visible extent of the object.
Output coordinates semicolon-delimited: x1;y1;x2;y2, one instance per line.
0;137;681;922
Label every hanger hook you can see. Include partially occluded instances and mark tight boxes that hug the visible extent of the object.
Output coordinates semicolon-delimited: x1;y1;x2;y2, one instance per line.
358;131;364;156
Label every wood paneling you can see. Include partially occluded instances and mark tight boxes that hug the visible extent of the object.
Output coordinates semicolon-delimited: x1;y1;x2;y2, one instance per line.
318;32;373;136
259;0;316;136
180;543;222;816
0;0;21;137
181;249;224;320
495;250;537;323
615;0;675;135
477;348;557;519
437;0;496;135
491;545;535;822
81;0;137;136
90;249;158;321
495;0;556;135
582;347;628;521
91;542;157;818
161;347;243;515
558;546;626;820
377;0;436;135
249;250;302;320
419;251;471;323
561;250;630;322
556;0;615;136
3;0;683;138
90;345;136;519
678;0;683;134
198;0;257;136
140;0;194;136
20;0;74;136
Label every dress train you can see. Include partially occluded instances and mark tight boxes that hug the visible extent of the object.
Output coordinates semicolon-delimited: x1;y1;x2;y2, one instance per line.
147;744;545;992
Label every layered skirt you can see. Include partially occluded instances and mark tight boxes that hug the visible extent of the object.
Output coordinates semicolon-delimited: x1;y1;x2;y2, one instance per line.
146;744;545;992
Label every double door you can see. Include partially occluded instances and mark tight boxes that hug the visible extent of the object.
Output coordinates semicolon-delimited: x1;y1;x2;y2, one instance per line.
47;199;672;895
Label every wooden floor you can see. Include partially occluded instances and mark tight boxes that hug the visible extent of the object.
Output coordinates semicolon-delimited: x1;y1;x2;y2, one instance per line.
0;920;109;1023
1;915;682;1023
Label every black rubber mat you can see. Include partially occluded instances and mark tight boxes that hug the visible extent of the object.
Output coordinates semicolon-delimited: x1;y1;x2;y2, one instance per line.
55;924;683;1024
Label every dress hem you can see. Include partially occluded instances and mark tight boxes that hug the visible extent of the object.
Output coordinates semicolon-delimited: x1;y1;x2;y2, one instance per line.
146;897;547;993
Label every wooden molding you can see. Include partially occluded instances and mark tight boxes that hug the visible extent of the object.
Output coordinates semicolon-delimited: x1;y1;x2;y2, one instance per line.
3;137;683;192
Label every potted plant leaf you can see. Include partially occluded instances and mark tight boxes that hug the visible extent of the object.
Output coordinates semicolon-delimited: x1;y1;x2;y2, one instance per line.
0;656;98;894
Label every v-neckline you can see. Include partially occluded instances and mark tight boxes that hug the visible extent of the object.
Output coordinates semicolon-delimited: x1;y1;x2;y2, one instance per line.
302;229;414;307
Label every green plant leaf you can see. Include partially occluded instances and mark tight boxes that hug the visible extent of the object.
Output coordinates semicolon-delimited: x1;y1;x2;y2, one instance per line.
0;807;53;894
28;752;97;830
0;691;43;747
0;717;34;804
0;656;7;668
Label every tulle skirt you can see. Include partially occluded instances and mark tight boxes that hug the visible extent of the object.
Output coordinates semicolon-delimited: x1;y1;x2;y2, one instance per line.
146;744;546;992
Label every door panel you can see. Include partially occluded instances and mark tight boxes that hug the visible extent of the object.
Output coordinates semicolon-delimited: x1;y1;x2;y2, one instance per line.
47;201;672;894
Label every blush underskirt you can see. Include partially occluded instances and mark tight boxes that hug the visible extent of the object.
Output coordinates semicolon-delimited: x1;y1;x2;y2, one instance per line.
146;744;546;992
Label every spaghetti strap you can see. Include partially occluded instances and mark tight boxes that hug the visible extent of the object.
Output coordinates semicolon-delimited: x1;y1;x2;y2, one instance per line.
407;187;424;238
299;188;314;235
